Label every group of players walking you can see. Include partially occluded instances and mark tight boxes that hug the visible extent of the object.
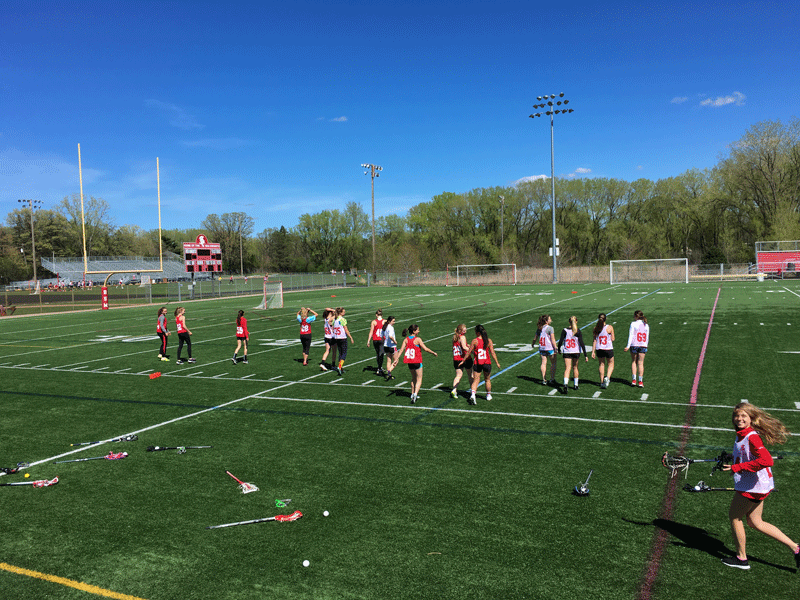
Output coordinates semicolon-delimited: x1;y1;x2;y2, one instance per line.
534;310;650;394
154;305;649;403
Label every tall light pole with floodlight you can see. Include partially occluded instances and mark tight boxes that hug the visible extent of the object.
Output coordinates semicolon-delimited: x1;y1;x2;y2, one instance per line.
499;195;505;262
361;163;382;273
529;92;573;283
18;199;43;283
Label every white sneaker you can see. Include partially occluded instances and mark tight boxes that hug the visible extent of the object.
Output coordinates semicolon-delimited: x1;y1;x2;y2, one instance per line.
486;393;492;401
450;389;457;398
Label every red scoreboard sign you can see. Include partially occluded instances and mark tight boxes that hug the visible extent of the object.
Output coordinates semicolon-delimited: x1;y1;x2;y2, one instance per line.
183;235;222;273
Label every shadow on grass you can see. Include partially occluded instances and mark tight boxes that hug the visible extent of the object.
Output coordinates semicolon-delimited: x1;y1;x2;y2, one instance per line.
623;517;796;573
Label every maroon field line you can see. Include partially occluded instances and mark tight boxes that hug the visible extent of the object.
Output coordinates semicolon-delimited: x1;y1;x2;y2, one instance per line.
636;286;722;600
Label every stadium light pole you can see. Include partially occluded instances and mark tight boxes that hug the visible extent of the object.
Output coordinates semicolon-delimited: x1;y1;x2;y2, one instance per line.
18;199;43;283
499;195;505;262
361;163;382;274
529;93;573;283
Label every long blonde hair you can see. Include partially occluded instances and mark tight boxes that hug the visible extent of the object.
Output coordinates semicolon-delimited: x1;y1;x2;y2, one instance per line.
568;316;578;335
453;323;466;343
732;402;790;446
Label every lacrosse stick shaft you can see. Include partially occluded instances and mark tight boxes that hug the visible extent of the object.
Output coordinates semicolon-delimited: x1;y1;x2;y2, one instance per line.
225;470;245;485
147;445;212;451
54;456;106;464
206;517;276;529
583;469;593;486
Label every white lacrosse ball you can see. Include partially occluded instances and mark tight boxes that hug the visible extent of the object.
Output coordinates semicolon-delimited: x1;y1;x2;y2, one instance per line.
323;510;329;517
303;560;310;567
694;485;701;491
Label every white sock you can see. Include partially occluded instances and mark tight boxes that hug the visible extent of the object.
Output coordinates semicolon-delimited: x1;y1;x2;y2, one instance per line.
563;378;568;386
574;378;579;387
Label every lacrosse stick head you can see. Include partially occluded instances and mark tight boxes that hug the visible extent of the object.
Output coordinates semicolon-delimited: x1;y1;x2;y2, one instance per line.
662;452;690;479
106;452;128;460
32;476;59;488
239;482;259;494
274;510;303;522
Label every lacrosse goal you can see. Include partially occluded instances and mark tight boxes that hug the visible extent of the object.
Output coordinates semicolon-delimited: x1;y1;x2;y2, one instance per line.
255;281;284;309
452;264;517;286
610;259;688;284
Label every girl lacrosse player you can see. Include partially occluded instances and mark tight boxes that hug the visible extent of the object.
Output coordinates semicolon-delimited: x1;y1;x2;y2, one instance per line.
297;307;318;366
591;313;615;388
367;309;386;375
397;324;437;404
534;314;558;386
319;308;336;370
156;307;170;361
451;323;472;398
624;310;649;387
174;307;195;364
720;402;799;571
332;307;354;375
382;316;399;380
557;316;588;393
232;310;249;364
461;324;500;405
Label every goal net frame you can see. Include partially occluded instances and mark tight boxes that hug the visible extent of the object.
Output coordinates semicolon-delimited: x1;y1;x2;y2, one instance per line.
453;264;517;286
255;281;284;309
610;259;689;284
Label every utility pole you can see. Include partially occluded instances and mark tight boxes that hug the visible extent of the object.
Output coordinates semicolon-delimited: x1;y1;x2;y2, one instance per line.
361;163;383;274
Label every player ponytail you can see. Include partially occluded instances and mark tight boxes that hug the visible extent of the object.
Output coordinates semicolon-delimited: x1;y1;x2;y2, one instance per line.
593;313;607;338
383;316;394;332
475;324;489;345
237;310;244;327
569;316;578;335
634;310;647;325
402;324;419;338
537;314;550;330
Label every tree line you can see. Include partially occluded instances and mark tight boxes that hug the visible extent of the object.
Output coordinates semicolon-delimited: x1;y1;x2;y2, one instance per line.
2;118;798;284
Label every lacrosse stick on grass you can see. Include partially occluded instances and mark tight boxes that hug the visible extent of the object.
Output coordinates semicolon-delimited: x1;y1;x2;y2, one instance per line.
147;445;212;454
573;469;593;496
683;480;736;493
1;462;30;475
71;434;138;447
226;470;259;494
54;452;128;464
206;510;303;529
661;451;733;479
1;476;59;488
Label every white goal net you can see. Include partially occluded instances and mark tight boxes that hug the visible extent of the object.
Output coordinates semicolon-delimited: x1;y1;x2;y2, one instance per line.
610;259;689;284
453;264;517;286
255;281;284;309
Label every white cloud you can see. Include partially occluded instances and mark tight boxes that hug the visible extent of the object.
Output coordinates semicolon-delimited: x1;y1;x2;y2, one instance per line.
513;174;548;185
329;116;348;122
637;165;643;170
145;99;204;130
574;167;591;174
700;91;746;108
670;96;689;104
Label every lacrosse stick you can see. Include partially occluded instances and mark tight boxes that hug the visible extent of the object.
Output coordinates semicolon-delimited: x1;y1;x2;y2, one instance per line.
206;510;303;529
662;451;726;479
275;498;292;508
54;452;128;464
226;470;259;494
0;462;30;475
573;469;593;496
147;445;212;454
1;476;59;487
71;434;138;447
683;480;735;493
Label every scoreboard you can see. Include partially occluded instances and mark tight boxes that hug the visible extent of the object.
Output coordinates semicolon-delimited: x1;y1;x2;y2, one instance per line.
183;235;222;273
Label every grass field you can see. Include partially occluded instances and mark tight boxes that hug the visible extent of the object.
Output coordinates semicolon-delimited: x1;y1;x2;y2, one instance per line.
2;282;799;600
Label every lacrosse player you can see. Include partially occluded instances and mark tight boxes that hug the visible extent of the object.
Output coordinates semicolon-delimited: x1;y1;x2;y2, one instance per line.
461;324;500;405
297;307;317;366
232;310;249;364
534;314;558;385
557;316;588;393
398;324;438;404
591;313;615;388
624;310;649;387
720;402;799;571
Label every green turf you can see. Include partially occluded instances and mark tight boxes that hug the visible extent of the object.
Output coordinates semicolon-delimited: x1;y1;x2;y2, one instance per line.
2;282;799;599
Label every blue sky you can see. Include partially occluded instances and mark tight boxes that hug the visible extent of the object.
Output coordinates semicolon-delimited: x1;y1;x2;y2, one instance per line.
2;1;798;235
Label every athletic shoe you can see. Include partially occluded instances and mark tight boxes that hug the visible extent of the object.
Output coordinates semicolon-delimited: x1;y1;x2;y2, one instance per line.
231;356;237;364
547;379;556;386
638;381;644;388
794;546;800;571
721;556;750;570
320;363;328;371
387;374;395;381
161;357;169;362
600;381;606;389
336;367;343;376
450;389;458;398
157;354;163;359
486;393;492;401
469;394;476;405
376;369;384;376
176;360;184;364
563;384;568;395
631;379;637;387
410;394;417;404
573;385;579;390
541;379;547;385
187;358;196;363
303;362;307;366
243;359;248;364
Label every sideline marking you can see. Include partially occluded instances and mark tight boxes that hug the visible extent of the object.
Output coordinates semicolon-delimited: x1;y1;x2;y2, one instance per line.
0;562;147;600
637;286;721;600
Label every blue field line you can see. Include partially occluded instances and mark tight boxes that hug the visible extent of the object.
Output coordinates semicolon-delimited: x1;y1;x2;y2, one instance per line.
480;288;661;388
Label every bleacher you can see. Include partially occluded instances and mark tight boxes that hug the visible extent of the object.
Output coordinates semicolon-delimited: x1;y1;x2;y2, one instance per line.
39;255;200;285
